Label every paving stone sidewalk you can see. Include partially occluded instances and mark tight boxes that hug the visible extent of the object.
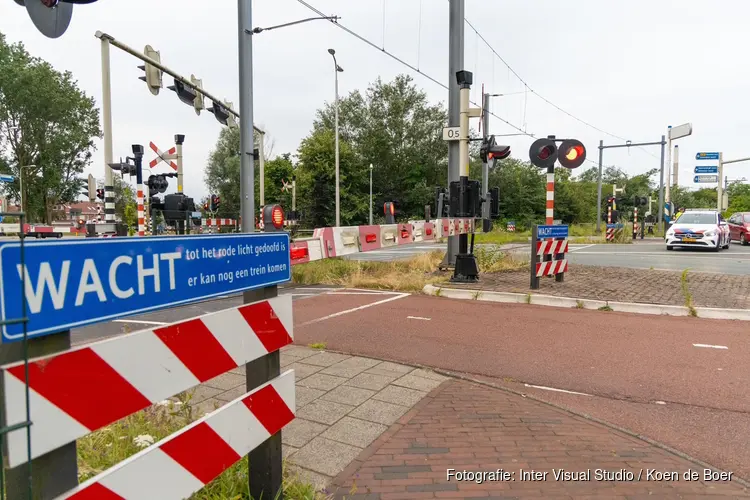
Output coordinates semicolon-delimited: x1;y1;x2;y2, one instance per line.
187;345;448;493
329;379;750;499
446;265;750;309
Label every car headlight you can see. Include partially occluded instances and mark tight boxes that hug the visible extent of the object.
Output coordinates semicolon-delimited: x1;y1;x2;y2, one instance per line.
704;230;716;237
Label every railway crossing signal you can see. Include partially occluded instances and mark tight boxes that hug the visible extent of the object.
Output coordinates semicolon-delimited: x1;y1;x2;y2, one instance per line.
529;138;587;169
479;135;511;168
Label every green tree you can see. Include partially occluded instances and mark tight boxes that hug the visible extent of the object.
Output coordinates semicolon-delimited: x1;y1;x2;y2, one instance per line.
0;33;101;223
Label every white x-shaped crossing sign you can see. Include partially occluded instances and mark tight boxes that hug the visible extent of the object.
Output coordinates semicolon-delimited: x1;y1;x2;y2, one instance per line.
149;141;178;170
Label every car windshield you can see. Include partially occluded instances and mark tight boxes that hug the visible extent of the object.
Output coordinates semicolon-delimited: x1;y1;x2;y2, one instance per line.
675;213;716;224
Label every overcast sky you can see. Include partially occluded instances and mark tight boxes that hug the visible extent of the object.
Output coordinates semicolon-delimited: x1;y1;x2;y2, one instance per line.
2;0;749;201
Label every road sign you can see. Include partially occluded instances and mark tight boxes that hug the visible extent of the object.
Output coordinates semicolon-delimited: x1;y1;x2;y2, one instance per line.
694;175;719;183
0;233;291;342
0;175;15;183
536;224;569;239
442;127;460;141
694;165;718;174
695;152;719;160
149;141;179;170
668;123;692;141
606;223;624;229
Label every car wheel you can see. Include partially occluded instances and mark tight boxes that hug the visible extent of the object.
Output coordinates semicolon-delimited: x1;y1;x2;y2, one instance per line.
742;233;749;246
712;241;721;252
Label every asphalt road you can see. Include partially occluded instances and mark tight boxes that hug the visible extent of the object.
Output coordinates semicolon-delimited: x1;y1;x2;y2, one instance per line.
348;239;750;274
71;289;750;480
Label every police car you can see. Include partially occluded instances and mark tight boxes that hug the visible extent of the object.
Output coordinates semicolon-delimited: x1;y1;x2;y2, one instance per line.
665;209;730;251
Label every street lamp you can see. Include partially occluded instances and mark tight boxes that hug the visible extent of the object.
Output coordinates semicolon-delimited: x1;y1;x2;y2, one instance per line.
369;163;373;225
328;48;343;227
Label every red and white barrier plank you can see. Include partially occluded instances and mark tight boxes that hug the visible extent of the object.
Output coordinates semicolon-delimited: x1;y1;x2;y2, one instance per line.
57;370;295;500
536;238;568;256
201;218;236;227
536;259;568;277
1;296;293;467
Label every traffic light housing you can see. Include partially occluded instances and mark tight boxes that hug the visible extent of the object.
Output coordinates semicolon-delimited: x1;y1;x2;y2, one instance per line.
633;196;648;206
262;204;285;232
208;100;238;128
147;174;172;197
96;188;104;200
384;202;396;224
557;139;586;169
479;135;511;165
167;75;204;115
529;138;587;169
490;187;500;218
203;201;209;211
529;138;558;169
138;45;163;96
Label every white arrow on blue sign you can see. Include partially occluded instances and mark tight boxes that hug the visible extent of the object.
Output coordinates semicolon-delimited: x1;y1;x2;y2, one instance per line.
0;233;292;342
694;166;718;174
694;175;719;183
0;174;15;183
695;152;720;160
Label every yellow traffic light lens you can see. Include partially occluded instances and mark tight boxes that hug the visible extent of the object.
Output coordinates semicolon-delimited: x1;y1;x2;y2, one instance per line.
565;145;584;161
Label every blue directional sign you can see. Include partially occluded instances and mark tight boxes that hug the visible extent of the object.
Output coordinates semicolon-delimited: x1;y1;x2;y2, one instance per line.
606;224;624;229
0;233;291;342
694;165;718;174
694;175;719;183
0;174;15;183
536;225;569;239
695;152;719;160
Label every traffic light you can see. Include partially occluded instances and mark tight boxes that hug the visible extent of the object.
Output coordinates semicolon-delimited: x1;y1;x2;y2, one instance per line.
96;188;104;200
208;100;238;128
633;196;648;206
528;138;558;169
490;187;500;218
479;135;511;166
138;45;163;96
384;202;396;224
16;0;100;39
167;75;204;115
557;139;586;169
212;194;221;211
529;137;587;169
203;201;209;211
262;204;285;232
147;174;172;197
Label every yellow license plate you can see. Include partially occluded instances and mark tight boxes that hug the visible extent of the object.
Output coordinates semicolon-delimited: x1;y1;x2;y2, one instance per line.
682;237;696;243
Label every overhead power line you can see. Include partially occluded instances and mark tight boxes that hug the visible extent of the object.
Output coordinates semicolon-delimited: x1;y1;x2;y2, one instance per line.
462;17;661;161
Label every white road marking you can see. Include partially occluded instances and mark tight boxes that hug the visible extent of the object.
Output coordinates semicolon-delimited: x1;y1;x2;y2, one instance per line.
524;383;592;396
407;316;431;321
571;251;750;259
693;343;728;349
300;293;410;326
654;401;667;405
326;292;391;295
113;319;169;326
568;244;595;252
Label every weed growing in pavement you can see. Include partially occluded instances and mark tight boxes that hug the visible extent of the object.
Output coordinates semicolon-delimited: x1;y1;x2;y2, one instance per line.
77;390;327;500
525;293;532;304
598;303;613;312
434;287;443;297
472;291;482;300
576;300;584;309
681;269;698;317
309;342;327;350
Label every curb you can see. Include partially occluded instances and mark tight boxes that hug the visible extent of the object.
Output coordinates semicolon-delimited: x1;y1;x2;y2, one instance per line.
422;284;750;321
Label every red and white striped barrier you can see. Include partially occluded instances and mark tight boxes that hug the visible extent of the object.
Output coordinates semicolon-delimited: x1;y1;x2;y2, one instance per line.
1;295;293;467
536;258;568;277
59;370;295;500
536;238;569;256
201;218;236;227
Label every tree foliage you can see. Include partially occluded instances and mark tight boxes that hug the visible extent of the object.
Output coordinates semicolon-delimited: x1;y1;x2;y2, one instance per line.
0;33;101;223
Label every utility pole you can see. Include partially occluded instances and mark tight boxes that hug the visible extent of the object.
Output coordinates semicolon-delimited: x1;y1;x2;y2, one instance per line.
99;34;115;224
596;140;604;233
443;0;464;269
237;2;281;499
657;134;665;229
369;163;374;225
174;134;185;193
672;144;679;187
481;92;490;232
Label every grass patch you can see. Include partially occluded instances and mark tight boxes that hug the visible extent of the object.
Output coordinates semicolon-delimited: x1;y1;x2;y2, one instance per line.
575;300;584;309
308;342;327;350
292;249;525;292
598;304;613;311
77;391;325;500
474;223;602;246
681;269;698;317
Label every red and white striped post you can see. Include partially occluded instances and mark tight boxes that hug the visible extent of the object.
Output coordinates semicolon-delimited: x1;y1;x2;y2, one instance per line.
137;183;145;236
633;207;638;240
545;167;555;225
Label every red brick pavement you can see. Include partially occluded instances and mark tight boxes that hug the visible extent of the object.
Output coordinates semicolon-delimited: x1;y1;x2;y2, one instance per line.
329;379;749;499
